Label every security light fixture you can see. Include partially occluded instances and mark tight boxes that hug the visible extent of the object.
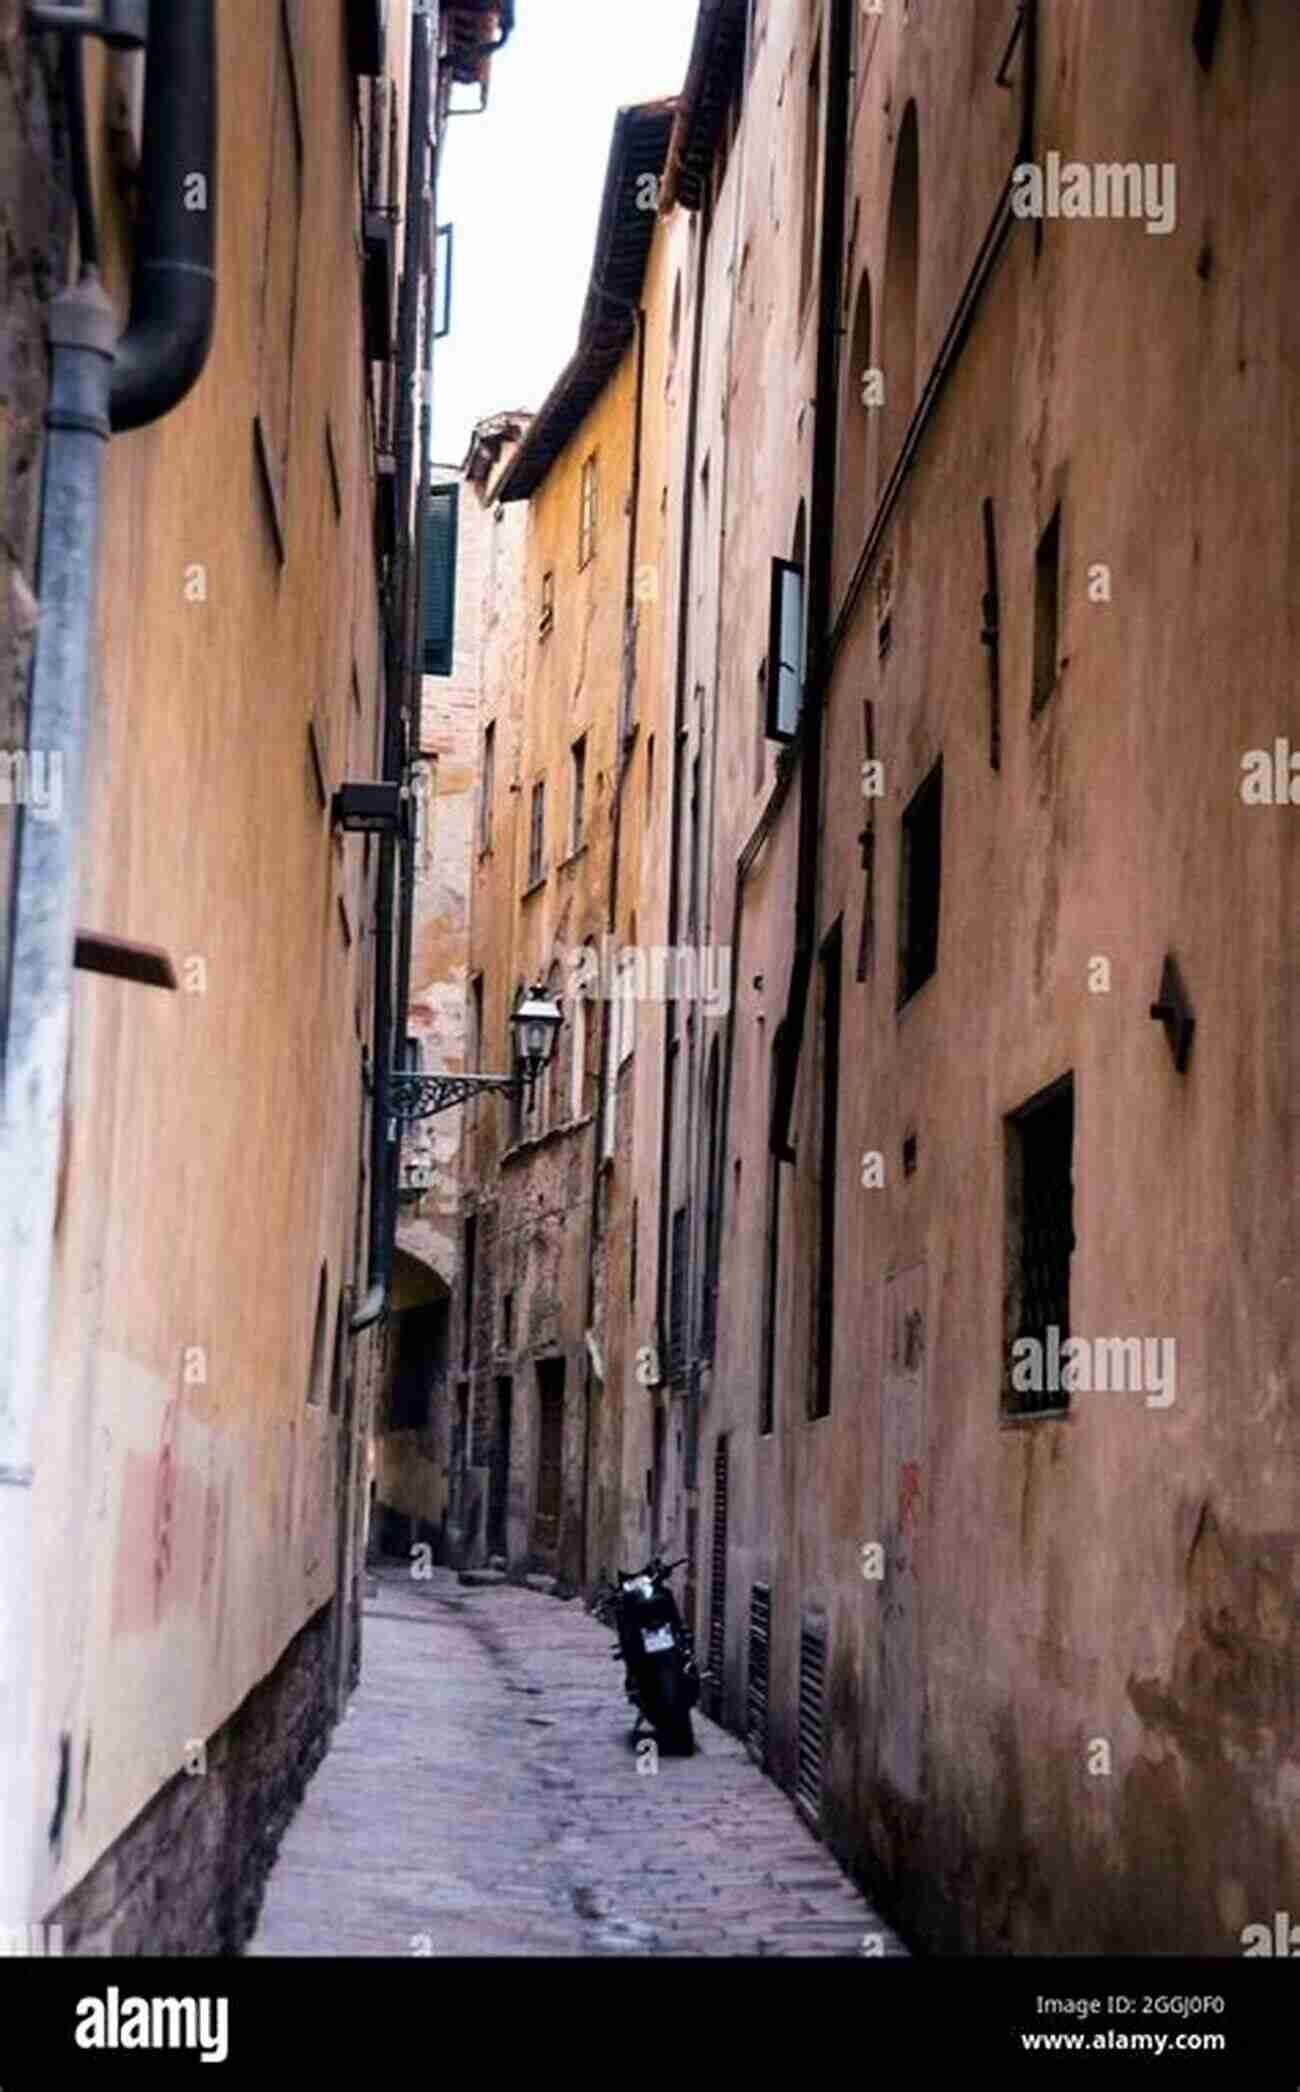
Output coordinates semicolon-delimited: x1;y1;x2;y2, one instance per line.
27;0;149;46
388;982;562;1121
332;781;404;838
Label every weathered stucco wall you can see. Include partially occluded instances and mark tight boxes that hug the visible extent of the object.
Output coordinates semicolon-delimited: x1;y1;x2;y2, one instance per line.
691;0;1300;1955
24;0;408;1931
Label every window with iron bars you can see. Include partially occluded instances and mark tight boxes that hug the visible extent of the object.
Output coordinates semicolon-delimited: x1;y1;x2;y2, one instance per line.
1004;1074;1076;1417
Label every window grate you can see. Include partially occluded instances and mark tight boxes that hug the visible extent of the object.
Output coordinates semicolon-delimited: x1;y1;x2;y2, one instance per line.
708;1437;728;1718
746;1584;771;1768
796;1625;826;1825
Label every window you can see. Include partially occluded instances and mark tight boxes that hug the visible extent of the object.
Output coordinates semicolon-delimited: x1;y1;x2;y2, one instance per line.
898;757;942;1007
501;1290;514;1347
666;274;683;396
479;720;495;850
461;1215;477;1371
1193;0;1224;70
759;1030;784;1437
669;1204;690;1386
878;101;919;493
687;753;701;939
391;1302;447;1431
570;735;586;853
570;964;591;1121
506;986;525;1142
645;732;655;821
527;780;545;887
755;660;767;788
766;505;807;742
1032;503;1062;714
422;482;460;675
306;1260;328;1406
700;1043;721;1359
617;935;636;1068
539;568;554;636
842;271;874;548
544;965;564;1132
579;453;597;568
799;36;822;316
809;922;842;1420
630;1198;638;1308
253;0;304;557
1004;1077;1076;1417
470;972;484;1104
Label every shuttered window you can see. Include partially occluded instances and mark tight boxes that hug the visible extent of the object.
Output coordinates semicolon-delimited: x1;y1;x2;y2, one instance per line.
746;1584;771;1767
797;1623;826;1825
708;1437;729;1719
422;483;459;677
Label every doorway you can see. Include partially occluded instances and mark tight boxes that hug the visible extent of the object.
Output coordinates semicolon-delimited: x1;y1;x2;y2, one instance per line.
488;1376;512;1559
533;1358;565;1569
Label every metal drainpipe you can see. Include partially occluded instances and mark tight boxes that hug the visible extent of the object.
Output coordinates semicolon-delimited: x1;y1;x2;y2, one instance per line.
579;296;646;1592
351;8;434;1337
654;205;709;1398
769;0;851;1161
0;1;218;1927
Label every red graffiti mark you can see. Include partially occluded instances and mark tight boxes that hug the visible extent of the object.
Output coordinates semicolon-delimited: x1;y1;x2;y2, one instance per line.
201;1478;221;1598
152;1395;181;1622
897;1461;923;1536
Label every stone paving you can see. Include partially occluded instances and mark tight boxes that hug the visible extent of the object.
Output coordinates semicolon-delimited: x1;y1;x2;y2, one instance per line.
249;1564;909;1957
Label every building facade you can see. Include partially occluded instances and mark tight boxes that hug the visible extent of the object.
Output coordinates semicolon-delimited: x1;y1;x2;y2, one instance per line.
667;0;1299;1957
427;0;1297;1957
0;0;514;1953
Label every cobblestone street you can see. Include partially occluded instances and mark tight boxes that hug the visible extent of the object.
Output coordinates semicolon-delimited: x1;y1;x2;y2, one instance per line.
250;1567;908;1958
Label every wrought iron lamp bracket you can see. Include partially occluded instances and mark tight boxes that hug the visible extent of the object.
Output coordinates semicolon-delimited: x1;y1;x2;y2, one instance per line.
388;1070;528;1121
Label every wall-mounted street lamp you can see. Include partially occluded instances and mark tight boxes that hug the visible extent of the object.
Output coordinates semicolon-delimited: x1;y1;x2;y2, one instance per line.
26;0;149;45
332;781;406;838
388;985;562;1122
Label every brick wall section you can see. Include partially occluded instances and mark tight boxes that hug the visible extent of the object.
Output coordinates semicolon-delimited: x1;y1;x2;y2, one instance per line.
0;12;69;1016
48;1602;337;1956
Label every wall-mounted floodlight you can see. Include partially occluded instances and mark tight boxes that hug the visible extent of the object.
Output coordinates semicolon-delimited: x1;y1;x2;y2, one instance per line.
26;0;149;47
332;782;404;837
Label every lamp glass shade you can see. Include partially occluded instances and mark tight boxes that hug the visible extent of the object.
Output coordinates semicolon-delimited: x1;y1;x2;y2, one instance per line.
511;991;562;1074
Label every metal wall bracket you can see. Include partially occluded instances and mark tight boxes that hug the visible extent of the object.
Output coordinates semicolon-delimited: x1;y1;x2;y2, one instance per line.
27;0;149;49
1150;952;1195;1074
388;1070;522;1122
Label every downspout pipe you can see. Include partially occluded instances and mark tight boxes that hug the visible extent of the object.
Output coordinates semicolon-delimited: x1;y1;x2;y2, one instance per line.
0;269;116;1935
769;0;850;1162
0;0;218;1926
110;0;218;433
654;203;708;1382
580;297;646;1590
352;10;434;1336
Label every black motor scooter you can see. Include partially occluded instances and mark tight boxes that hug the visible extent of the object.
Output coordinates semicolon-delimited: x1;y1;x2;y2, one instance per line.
597;1555;700;1756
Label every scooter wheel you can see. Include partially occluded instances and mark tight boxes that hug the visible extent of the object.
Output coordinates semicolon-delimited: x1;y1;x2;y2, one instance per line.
656;1713;695;1757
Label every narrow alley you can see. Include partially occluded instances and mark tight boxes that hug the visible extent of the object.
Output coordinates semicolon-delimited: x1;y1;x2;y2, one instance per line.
251;1567;906;1958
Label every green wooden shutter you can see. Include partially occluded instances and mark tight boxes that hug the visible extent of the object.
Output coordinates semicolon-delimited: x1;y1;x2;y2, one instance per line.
421;482;459;677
